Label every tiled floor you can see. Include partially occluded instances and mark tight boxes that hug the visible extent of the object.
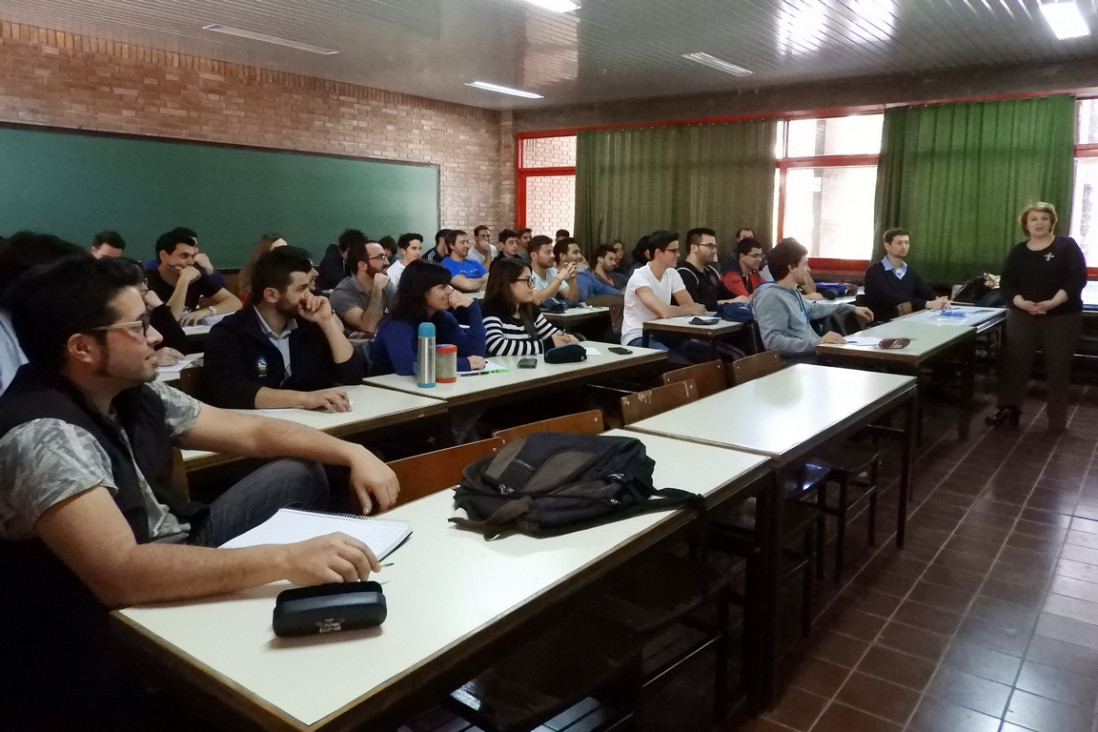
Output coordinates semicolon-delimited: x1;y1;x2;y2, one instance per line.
731;381;1098;732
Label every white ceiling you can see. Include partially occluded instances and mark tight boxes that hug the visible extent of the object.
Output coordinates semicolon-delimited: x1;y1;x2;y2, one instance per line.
3;0;1098;110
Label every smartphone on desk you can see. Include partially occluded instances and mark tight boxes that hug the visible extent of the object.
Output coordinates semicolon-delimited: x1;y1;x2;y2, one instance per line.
517;357;538;368
608;347;632;355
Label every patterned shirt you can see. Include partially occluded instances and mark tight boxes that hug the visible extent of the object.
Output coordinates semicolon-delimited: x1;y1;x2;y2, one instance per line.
0;380;202;542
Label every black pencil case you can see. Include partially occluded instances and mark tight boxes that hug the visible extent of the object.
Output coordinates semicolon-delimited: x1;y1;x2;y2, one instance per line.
272;581;387;637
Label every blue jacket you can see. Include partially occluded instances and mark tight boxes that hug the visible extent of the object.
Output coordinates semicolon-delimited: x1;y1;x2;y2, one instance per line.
575;269;622;300
370;300;486;375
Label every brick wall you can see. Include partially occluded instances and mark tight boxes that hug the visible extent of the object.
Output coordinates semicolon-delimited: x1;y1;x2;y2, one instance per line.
0;20;513;237
525;175;575;237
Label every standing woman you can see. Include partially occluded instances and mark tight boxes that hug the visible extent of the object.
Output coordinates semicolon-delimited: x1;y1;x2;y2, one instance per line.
481;258;578;356
988;202;1086;431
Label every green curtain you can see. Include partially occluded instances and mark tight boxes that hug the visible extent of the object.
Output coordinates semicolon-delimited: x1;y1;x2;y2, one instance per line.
575;120;777;262
873;95;1075;284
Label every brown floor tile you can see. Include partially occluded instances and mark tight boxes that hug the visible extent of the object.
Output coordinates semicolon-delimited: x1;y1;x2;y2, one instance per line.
1016;659;1098;710
806;632;869;669
966;594;1038;632
941;639;1022;685
1004;689;1093;732
855;646;936;692
906;695;1002;732
833;671;920;724
853;570;919;599
981;577;1048;608
1025;635;1098;680
1056;557;1098;585
809;702;901;732
1043;592;1098;628
953;615;1029;656
759;686;827;731
989;559;1052;588
933;548;996;574
827;609;887;643
920;563;986;593
892;600;964;636
998;545;1059;572
1004;531;1063;555
907;580;975;614
787;657;849;698
876;621;950;662
840;588;903;619
727;718;798;732
1035;612;1098;654
924;665;1011;718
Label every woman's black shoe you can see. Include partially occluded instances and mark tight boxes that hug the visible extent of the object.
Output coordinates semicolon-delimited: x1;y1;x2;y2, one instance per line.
985;407;1020;427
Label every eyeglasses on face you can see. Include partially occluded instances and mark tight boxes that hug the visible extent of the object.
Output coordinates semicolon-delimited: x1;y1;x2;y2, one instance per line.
514;277;534;286
368;253;389;261
90;312;152;338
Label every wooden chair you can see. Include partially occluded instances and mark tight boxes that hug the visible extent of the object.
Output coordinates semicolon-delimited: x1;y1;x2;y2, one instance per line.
731;350;781;385
660;360;727;399
386;437;504;508
493;410;604;444
619;379;698;426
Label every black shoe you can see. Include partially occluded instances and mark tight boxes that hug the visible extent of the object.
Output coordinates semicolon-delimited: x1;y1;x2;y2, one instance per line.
985;407;1020;427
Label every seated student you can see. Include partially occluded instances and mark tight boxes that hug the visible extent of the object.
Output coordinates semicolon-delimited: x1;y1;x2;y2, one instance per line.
753;239;873;360
496;228;523;261
721;237;767;298
514;227;533;263
331;240;396;337
202;247;365;411
316;229;361;292
678;227;742;309
146;228;242;325
371;260;486;375
90;229;126;259
621;231;706;354
129;262;189;361
0;255;398;729
238;232;288;302
863;227;949;320
528;235;578;303
423;228;452;264
482;258;578;355
624;235;650;279
467;224;497;266
378;235;398;263
387;232;422;288
441;229;489;292
144;226;231;293
576;244;624;300
758;236;825;301
555;228;571;243
608;239;630;289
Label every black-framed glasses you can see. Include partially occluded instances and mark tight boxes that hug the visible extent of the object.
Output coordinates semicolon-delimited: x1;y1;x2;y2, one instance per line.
90;312;152;338
368;253;389;261
515;277;534;286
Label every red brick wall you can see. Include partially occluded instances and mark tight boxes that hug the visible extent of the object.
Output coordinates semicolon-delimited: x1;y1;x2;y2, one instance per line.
0;20;513;237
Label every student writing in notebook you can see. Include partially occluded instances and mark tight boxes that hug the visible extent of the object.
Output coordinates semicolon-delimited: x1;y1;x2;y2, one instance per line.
0;256;399;728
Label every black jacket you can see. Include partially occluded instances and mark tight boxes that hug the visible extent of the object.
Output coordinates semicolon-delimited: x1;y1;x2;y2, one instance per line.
201;306;365;409
316;243;348;292
862;260;937;320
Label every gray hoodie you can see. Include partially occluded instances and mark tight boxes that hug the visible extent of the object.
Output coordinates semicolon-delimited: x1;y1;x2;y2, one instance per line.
752;283;854;356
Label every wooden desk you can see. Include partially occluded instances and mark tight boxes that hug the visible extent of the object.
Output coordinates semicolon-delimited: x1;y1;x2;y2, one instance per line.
641;314;746;350
363;342;666;408
113;431;769;731
542;304;610;330
894;305;1005;334
181;384;447;470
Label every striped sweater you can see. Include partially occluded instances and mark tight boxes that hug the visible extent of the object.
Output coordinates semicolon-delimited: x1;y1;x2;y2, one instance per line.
481;305;560;356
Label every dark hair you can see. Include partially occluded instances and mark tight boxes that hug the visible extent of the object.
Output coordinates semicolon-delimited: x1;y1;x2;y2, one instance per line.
397;232;423;251
338;229;368;254
643;230;679;258
9;255;142;371
553;238;576;261
736;227;754;239
0;231;87;301
686;228;716;248
251;246;315;297
883;228;909;244
767;239;808;281
346;240;369;274
593;244;615;262
631;236;649;265
390;260;452;323
555;229;570;239
155;229;195;257
517;228;532;237
434;229;452;244
527;234;553;256
93;230;126;251
497;228;517;243
736;237;764;257
473;225;489;237
172;226;198;242
444;229;467;247
378;236;397;256
483;258;539;332
238;233;285;296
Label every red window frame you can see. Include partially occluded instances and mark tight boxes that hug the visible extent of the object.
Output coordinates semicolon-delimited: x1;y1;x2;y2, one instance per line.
515;130;577;231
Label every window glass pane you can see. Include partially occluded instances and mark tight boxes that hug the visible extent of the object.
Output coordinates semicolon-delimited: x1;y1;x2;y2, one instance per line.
1071;157;1098;267
1078;100;1098;145
782;166;877;259
786;114;883;157
521;136;577;168
524;175;575;237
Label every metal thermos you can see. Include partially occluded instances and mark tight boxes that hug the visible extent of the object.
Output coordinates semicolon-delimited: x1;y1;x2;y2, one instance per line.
416;322;436;388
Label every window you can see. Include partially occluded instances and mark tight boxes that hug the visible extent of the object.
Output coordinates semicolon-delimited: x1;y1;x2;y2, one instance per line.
517;134;576;236
776;114;883;262
1071;98;1098;268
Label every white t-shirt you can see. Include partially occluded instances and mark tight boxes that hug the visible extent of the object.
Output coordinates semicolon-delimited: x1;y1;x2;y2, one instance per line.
621;264;685;345
467;244;498;265
388;259;406;288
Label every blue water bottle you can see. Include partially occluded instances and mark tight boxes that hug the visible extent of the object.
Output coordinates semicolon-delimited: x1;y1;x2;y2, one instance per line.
416;322;436;388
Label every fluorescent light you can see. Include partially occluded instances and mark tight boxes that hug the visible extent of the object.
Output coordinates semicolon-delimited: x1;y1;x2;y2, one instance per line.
681;52;753;77
1039;2;1090;40
201;24;339;55
525;0;580;12
466;81;544;99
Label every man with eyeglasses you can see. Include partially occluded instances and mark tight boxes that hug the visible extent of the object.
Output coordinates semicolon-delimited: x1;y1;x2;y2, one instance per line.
331;240;396;337
677;227;744;310
721;237;768;299
0;254;397;728
621;230;705;360
201;246;365;411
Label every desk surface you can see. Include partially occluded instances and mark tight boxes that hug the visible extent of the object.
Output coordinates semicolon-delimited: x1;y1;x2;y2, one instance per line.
815;320;973;366
642;313;746;338
895;305;1005;330
626;363;916;464
115;431;768;730
543;305;610;327
364;342;665;407
181;384;446;468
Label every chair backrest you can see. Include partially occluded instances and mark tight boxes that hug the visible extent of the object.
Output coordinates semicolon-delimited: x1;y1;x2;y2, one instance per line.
661;360;727;399
619;379;698;426
731;350;782;385
177;364;204;397
387;437;504;508
493;410;605;444
168;448;190;501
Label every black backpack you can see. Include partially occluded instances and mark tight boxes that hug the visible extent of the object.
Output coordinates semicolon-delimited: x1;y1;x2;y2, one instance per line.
450;433;701;539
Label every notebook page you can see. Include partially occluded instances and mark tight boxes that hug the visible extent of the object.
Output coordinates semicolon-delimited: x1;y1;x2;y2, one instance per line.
220;508;411;560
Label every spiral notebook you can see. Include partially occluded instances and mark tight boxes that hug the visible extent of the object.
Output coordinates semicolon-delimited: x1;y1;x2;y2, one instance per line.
220;508;411;560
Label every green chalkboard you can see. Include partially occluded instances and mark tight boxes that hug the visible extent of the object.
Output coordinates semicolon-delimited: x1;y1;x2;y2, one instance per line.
0;124;440;268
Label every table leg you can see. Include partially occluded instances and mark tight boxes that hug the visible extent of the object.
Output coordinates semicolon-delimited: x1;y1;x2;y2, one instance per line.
958;339;976;441
897;397;914;548
758;469;781;709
